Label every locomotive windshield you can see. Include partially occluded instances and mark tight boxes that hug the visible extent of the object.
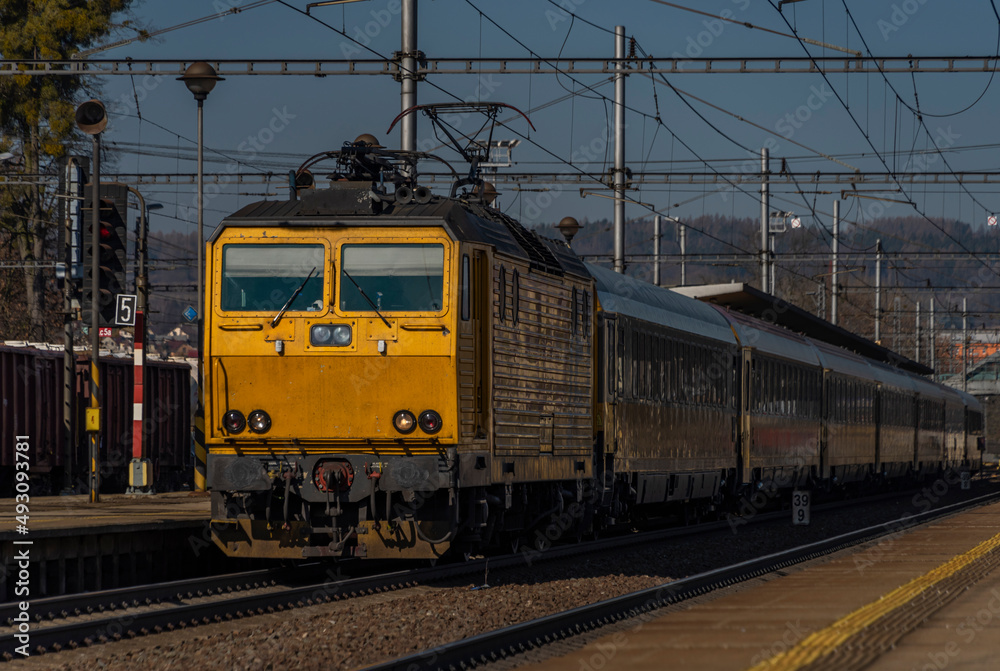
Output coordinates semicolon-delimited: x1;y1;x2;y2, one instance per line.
340;243;444;312
220;244;324;312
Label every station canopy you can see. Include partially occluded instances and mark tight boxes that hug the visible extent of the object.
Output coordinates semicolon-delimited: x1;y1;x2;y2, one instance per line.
671;283;932;376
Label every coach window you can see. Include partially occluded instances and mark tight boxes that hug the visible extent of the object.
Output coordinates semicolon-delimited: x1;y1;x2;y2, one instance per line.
461;255;471;321
498;266;507;323
639;333;651;399
837;379;845;422
677;342;687;404
664;340;673;402
572;287;578;335
648;336;654;400
631;331;639;399
656;337;664;402
642;333;649;399
854;382;860;424
848;381;854;423
834;379;842;422
512;269;521;325
850;381;857;423
635;333;643;399
583;291;590;337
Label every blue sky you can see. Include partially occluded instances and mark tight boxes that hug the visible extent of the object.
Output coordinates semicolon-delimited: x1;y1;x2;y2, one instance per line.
88;0;1000;238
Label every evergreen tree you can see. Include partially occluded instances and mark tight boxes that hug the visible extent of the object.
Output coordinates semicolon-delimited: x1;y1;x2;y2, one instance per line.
0;0;136;340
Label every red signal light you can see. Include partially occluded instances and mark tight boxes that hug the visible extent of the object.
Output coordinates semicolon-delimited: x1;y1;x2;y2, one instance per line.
99;225;112;240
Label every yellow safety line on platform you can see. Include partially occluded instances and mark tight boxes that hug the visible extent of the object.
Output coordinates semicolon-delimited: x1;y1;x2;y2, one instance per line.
748;531;1000;670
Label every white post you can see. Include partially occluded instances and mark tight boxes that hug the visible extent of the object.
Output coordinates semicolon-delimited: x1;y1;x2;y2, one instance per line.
875;240;882;343
613;26;626;274
963;297;969;392
930;298;935;373
760;148;769;292
831;199;839;326
653;215;661;286
679;223;687;287
769;232;776;294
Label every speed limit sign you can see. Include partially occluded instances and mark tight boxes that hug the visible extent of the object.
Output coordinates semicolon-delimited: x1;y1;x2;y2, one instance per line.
792;490;811;526
115;294;138;326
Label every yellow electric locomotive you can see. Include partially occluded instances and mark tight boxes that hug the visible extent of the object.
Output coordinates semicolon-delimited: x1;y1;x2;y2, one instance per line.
205;137;595;559
206;132;985;562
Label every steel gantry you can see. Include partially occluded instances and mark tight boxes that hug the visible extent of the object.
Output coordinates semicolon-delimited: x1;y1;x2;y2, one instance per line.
4;55;1000;77
14;171;998;187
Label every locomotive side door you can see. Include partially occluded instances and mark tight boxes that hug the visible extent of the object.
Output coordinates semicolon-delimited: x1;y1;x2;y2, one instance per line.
471;248;491;442
457;246;492;460
597;313;617;455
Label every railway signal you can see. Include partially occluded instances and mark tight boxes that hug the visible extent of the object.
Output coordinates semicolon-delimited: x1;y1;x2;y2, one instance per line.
81;196;128;327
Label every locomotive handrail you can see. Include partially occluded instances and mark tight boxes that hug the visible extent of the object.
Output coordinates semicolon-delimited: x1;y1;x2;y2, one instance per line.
400;323;448;331
217;324;264;331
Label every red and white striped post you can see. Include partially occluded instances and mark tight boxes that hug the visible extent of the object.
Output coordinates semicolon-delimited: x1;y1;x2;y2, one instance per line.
132;309;144;460
128;309;151;492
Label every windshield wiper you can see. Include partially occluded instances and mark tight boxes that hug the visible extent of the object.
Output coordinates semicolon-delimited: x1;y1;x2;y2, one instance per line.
341;268;391;327
271;267;317;328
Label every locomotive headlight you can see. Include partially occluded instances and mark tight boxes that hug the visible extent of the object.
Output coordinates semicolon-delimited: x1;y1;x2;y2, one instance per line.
393;410;417;434
331;325;352;345
223;410;246;434
418;410;442;434
310;324;352;346
247;409;271;434
311;325;333;345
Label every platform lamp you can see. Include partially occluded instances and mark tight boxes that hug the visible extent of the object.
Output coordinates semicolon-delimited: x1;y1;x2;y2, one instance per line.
75;98;108;504
557;216;582;246
179;62;222;492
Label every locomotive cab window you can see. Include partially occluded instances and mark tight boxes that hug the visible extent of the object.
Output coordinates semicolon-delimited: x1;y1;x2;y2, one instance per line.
220;244;324;312
340;243;444;313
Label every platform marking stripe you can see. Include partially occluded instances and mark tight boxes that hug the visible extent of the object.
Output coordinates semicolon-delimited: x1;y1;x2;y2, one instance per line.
749;531;1000;670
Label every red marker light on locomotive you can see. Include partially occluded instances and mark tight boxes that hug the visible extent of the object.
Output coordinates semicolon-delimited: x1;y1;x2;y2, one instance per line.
418;410;442;434
223;410;246;434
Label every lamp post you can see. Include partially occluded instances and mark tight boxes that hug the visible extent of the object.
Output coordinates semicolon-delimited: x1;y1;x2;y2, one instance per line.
75;99;108;503
179;62;222;492
136;202;163;314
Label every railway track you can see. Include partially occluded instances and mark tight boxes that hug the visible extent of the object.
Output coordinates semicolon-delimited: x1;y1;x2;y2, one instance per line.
0;486;991;661
367;489;1000;671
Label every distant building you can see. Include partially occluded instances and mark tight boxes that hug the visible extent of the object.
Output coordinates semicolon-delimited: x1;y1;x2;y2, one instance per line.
944;349;1000;463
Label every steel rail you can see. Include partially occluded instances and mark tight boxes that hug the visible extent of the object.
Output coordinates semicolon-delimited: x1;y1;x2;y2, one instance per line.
368;490;1000;671
0;564;330;626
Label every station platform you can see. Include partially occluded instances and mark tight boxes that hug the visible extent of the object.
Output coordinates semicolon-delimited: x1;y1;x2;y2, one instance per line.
0;491;209;538
0;492;220;601
524;500;1000;671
